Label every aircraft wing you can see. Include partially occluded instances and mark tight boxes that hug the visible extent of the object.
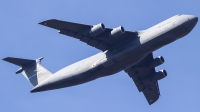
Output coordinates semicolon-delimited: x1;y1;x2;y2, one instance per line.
124;53;160;105
39;19;138;51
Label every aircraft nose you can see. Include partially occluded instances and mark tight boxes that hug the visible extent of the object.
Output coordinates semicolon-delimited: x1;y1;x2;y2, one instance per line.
184;15;198;31
188;15;198;24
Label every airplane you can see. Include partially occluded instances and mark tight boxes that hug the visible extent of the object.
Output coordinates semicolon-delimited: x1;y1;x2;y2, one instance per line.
3;14;198;105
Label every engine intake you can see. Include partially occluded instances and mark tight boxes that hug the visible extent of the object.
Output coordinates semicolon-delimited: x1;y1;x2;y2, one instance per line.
149;56;164;68
90;23;105;36
151;69;167;81
109;26;125;38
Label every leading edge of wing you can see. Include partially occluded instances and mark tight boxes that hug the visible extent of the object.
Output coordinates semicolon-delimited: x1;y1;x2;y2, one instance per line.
39;19;92;31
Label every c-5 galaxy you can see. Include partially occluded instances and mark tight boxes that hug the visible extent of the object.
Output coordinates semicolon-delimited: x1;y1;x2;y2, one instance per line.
3;14;198;105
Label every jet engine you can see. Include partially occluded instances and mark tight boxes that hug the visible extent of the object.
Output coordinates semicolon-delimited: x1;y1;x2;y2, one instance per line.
151;69;167;81
90;23;105;36
110;26;125;38
148;56;164;68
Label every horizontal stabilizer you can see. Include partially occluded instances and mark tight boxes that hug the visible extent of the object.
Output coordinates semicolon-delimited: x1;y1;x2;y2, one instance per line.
3;57;51;86
3;57;35;67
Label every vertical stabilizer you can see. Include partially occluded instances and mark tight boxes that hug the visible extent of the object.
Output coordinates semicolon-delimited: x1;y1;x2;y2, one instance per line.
3;57;52;86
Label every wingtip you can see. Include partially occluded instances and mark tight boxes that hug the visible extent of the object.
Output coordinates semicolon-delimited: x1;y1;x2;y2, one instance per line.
38;19;57;25
2;57;10;61
148;96;159;105
38;21;46;25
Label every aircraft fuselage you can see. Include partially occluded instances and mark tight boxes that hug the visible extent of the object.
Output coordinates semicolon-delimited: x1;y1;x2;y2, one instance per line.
31;14;198;92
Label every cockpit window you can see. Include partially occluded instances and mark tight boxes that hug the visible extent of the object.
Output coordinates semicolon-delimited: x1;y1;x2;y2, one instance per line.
178;14;182;16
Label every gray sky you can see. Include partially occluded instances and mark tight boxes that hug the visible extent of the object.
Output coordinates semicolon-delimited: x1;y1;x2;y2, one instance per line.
1;0;200;112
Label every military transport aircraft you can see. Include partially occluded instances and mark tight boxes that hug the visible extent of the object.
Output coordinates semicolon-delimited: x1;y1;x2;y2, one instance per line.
3;14;198;105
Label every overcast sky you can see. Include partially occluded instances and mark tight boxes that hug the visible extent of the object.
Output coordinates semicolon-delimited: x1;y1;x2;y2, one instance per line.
1;0;200;112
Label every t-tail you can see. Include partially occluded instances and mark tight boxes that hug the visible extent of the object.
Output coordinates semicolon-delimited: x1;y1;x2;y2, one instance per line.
3;57;52;86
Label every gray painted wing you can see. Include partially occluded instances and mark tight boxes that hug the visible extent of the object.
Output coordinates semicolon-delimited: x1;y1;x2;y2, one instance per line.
39;19;137;51
124;53;160;105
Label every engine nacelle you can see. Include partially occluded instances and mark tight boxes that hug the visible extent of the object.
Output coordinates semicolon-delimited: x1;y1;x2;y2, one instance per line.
148;56;164;68
109;26;125;38
90;23;105;36
151;69;167;81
